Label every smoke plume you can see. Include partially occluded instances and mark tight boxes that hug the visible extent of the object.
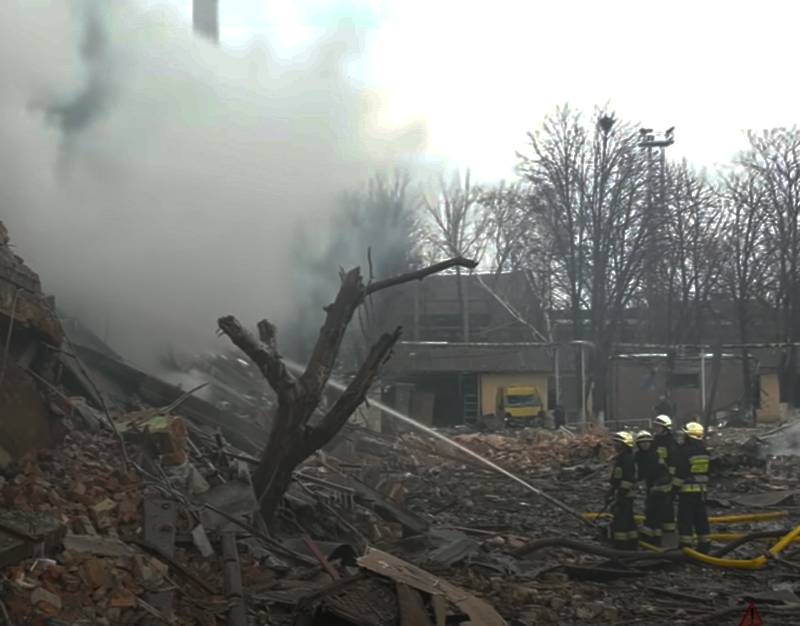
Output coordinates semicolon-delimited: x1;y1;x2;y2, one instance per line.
0;1;425;371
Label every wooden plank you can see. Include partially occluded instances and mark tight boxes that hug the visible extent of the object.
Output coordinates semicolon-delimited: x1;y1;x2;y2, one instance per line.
222;532;247;626
397;583;433;626
432;595;447;626
358;548;506;626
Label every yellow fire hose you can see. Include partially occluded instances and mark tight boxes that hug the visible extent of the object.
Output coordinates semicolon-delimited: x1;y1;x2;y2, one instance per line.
583;511;788;524
682;524;800;569
585;509;800;568
709;532;800;543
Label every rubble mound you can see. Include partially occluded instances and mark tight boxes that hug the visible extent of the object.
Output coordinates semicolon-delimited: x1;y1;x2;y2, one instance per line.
0;221;66;458
399;428;610;472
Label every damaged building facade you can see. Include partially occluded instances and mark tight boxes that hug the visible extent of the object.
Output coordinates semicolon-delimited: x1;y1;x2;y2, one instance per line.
378;273;578;427
0;221;66;459
377;272;791;427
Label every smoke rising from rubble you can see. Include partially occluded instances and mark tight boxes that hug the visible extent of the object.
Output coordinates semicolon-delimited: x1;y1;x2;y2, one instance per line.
0;1;425;372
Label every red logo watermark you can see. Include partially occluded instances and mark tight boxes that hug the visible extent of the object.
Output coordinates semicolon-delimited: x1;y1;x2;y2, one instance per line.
738;601;763;626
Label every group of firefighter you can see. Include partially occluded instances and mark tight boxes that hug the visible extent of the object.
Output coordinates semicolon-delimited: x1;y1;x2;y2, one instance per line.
607;415;711;552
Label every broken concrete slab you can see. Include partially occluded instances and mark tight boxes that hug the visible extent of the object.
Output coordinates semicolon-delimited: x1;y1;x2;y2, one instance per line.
0;509;65;547
191;524;215;558
62;534;135;558
197;479;259;531
0;529;32;568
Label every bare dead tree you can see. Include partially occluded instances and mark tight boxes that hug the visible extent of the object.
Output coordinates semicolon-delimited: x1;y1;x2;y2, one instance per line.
421;171;492;341
722;168;773;418
218;257;477;523
642;164;727;348
738;128;800;408
477;182;553;342
518;106;651;420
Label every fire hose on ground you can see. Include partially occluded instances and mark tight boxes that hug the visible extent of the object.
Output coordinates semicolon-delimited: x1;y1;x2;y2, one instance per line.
582;510;789;524
582;509;800;569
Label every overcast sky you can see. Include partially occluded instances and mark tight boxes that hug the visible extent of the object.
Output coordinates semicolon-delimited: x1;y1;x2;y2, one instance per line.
141;0;800;181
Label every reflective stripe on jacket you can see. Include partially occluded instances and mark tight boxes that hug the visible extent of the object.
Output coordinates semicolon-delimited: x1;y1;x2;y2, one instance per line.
676;439;710;493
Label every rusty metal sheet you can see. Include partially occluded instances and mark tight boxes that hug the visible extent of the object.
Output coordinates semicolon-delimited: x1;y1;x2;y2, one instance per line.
358;548;506;626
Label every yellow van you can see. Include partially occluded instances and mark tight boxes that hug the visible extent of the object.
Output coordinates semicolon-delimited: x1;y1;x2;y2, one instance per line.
496;385;545;427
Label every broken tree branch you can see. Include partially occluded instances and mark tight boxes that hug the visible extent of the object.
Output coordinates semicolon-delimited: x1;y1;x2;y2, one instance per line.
217;315;295;395
221;257;475;523
365;256;478;295
308;327;402;450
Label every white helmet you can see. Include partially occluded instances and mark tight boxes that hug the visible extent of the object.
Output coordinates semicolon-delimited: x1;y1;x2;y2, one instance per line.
653;414;672;429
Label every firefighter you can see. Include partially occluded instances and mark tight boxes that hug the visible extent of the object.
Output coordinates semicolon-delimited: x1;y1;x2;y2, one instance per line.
674;421;711;553
607;431;638;550
634;430;672;547
652;414;678;535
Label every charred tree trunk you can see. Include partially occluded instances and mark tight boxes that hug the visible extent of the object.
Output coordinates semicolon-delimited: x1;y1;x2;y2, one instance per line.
218;257;476;524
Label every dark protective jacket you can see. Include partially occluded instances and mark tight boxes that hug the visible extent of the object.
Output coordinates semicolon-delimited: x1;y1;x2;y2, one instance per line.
610;448;636;500
653;432;676;466
635;446;672;492
653;431;680;489
675;438;710;493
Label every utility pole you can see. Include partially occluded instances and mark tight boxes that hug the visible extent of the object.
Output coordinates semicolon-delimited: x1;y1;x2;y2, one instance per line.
193;0;219;44
570;340;595;429
639;126;674;401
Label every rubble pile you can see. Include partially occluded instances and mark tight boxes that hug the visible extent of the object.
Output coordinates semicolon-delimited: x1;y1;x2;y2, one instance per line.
0;221;66;459
403;428;611;472
3;219;800;624
1;409;800;625
337;426;800;625
0;431;143;623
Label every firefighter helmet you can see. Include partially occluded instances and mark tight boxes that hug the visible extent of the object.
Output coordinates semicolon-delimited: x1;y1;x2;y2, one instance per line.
682;421;705;440
636;430;654;443
612;431;635;447
653;414;672;429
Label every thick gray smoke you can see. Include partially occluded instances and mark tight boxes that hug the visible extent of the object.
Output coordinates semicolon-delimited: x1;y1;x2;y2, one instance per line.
0;1;425;372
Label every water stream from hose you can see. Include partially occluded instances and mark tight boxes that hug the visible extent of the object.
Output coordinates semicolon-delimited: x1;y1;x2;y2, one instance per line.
285;360;591;527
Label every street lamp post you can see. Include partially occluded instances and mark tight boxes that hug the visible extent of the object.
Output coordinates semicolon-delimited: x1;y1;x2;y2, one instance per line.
570;340;596;429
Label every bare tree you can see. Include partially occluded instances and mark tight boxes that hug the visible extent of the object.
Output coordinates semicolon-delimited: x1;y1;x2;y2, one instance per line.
477;182;553;340
645;163;727;347
288;170;422;364
518;106;651;420
722;168;771;418
422;171;492;341
738;128;800;407
218;257;476;522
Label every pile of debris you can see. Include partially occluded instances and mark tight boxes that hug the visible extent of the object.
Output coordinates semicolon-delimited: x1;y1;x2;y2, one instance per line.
0;221;67;461
0;414;514;625
397;428;610;473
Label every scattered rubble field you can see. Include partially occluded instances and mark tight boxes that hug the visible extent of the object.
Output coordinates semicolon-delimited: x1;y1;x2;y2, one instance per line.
1;421;799;626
